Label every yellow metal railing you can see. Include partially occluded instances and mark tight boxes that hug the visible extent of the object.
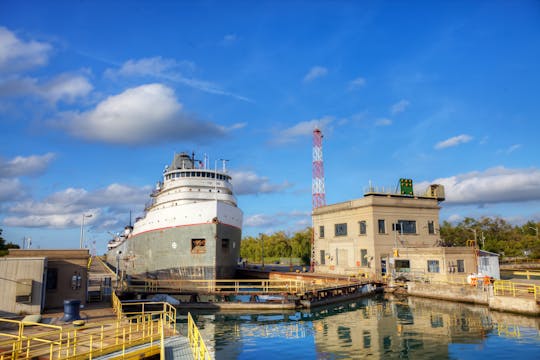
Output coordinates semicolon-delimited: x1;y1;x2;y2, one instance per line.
128;278;360;296
493;280;540;300
512;270;540;280
0;294;178;360
187;313;211;360
0;315;169;360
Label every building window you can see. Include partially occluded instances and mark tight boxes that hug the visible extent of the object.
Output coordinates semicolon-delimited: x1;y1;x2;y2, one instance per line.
359;221;367;235
320;226;325;238
360;249;368;267
191;238;206;254
480;257;490;267
457;259;465;273
395;260;410;272
320;250;326;265
397;220;417;234
335;223;347;236
46;268;58;290
221;238;230;253
427;260;440;273
428;221;435;235
378;219;386;234
363;330;371;349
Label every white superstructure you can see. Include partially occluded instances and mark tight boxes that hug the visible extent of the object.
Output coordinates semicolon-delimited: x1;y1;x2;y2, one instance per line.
108;152;242;252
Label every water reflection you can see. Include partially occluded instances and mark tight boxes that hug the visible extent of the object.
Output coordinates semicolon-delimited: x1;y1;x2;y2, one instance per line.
177;294;540;359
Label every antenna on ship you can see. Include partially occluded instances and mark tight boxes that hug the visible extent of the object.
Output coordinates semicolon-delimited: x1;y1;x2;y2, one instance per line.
129;210;132;227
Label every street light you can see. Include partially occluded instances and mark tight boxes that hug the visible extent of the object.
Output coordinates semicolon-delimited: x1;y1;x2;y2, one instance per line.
79;213;93;249
529;226;539;240
259;233;265;269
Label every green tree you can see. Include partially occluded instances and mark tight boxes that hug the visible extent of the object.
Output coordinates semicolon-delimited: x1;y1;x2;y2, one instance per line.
240;227;313;265
0;228;20;256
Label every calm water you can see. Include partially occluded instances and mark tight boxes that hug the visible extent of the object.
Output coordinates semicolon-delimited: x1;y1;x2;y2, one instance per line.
178;294;540;359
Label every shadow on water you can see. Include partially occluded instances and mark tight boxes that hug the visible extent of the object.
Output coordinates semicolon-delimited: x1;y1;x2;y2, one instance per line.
177;293;540;360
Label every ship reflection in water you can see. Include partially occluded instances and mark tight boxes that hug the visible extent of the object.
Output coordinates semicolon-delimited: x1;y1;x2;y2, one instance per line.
179;294;540;359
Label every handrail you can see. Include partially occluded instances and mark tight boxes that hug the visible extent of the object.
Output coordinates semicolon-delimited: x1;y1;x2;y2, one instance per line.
128;278;362;296
187;313;211;360
493;280;540;300
0;295;178;360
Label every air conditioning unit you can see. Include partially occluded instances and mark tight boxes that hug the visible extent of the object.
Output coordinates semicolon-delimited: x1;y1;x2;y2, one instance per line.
426;184;445;201
16;279;33;303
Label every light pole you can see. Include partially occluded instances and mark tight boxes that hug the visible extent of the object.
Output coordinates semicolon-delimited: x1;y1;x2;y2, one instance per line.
529;226;539;240
79;214;93;249
259;233;265;269
116;250;122;288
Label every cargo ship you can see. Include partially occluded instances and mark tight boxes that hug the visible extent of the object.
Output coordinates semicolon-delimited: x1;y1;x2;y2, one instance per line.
106;152;243;280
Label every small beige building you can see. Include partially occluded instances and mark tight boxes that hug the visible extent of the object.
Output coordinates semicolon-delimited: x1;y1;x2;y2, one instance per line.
313;182;477;281
0;249;90;315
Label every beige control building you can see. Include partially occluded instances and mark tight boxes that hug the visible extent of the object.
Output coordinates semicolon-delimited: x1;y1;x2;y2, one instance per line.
312;181;478;281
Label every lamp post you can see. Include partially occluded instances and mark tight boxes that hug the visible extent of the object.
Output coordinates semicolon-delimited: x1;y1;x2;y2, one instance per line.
116;250;122;288
259;233;265;269
79;214;93;249
529;226;539;240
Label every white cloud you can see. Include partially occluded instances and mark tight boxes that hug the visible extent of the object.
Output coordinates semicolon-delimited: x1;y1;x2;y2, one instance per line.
4;183;151;228
40;74;93;103
53;83;227;144
230;170;292;195
0;153;56;178
0;73;93;103
375;118;392;126
435;134;473;149
505;144;522;154
274;116;333;144
0;178;25;201
244;214;275;227
348;77;366;90
419;167;540;205
244;211;311;232
304;66;328;82
446;214;464;223
0;26;52;72
391;100;410;114
105;57;250;102
105;57;189;78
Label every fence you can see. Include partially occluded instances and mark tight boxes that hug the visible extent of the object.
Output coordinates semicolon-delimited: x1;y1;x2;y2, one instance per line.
187;313;211;360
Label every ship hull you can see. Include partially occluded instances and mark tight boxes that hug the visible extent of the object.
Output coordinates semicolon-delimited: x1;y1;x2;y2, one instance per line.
107;222;241;280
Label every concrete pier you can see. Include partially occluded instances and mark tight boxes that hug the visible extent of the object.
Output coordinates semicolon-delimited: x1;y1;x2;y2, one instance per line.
406;282;540;316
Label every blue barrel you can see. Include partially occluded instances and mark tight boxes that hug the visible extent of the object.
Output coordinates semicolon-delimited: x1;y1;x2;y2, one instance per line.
61;299;81;322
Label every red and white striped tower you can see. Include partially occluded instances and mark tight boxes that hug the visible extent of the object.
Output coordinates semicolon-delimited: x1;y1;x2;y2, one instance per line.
312;128;326;209
311;128;326;271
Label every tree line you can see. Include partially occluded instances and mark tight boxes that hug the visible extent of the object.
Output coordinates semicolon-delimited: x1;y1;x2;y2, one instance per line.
240;227;312;265
440;217;540;258
240;217;540;264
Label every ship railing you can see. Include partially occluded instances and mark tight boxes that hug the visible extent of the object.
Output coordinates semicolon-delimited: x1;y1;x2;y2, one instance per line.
129;278;361;296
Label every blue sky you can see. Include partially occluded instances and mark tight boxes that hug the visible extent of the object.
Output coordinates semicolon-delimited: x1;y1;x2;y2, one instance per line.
1;1;539;253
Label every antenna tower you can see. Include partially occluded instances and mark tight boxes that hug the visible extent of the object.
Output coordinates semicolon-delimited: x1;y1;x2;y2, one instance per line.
311;128;326;272
312;128;326;208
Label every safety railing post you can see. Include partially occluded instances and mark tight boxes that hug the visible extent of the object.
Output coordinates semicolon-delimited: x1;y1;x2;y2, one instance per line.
160;319;165;360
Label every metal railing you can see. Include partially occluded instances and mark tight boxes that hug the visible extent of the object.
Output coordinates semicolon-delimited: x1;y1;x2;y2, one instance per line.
0;315;170;359
187;313;211;360
0;292;178;360
126;278;361;295
493;280;540;300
